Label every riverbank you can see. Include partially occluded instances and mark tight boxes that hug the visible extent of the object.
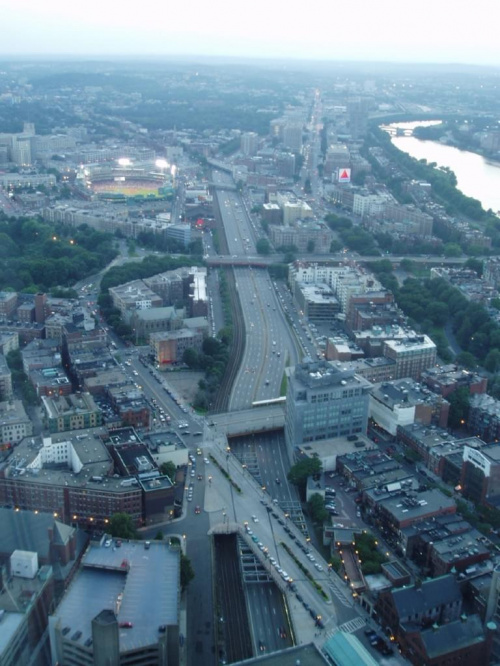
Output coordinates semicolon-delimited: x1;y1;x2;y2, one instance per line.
384;120;500;214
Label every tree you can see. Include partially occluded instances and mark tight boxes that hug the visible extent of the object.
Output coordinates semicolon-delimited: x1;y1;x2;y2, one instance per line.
464;258;483;276
455;351;477;370
485;349;500;373
400;258;415;273
180;552;195;591
109;512;137;539
444;243;462;257
448;387;470;429
287;458;322;489
183;348;199;368
308;493;329;524
329;554;342;572
160;461;177;481
427;301;450;326
256;238;271;255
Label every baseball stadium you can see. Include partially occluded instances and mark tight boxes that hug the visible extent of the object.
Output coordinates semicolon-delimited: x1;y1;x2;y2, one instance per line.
77;161;175;203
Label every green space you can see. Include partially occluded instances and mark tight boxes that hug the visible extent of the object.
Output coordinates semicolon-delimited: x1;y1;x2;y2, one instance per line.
0;213;118;292
354;532;388;575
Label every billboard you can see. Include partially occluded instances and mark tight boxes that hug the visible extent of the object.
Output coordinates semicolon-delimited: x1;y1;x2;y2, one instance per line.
338;168;351;183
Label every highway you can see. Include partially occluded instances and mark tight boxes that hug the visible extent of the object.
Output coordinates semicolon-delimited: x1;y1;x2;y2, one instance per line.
213;175;302;409
204;438;364;642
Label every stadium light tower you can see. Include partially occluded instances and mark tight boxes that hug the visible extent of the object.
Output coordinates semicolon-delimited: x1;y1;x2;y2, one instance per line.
155;158;169;171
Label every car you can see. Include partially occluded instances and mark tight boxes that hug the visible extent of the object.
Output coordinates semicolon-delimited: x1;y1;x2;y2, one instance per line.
314;563;324;571
119;621;133;628
204;458;210;464
187;495;193;502
197;474;203;480
251;515;259;523
194;505;201;514
279;627;287;639
190;470;195;477
115;539;122;548
258;640;265;652
275;478;281;485
104;539;112;548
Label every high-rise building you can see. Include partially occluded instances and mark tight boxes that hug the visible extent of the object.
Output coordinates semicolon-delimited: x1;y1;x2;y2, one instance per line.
240;131;259;156
285;360;371;454
283;124;303;152
347;97;370;140
11;135;32;166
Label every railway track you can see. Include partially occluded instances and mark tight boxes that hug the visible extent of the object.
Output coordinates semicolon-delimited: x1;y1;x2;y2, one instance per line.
214;534;253;662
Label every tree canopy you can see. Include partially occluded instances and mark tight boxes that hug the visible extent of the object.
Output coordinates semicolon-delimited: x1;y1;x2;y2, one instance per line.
109;512;138;539
287;457;322;488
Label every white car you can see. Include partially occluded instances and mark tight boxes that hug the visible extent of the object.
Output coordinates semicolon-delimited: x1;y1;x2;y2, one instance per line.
251;515;259;523
204;458;210;464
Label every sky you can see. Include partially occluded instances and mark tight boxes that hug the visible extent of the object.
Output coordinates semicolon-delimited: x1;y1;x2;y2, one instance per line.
2;0;500;66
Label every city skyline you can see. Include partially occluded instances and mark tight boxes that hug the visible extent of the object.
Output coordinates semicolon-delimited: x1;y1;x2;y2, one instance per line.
3;0;500;66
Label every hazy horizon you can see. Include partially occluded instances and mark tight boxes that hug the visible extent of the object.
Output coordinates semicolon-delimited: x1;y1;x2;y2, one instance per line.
3;0;500;67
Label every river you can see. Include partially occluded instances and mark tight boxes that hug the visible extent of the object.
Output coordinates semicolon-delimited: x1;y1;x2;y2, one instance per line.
384;120;500;214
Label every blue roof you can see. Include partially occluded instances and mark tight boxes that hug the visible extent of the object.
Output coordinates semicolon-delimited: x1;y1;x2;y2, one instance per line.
323;631;379;666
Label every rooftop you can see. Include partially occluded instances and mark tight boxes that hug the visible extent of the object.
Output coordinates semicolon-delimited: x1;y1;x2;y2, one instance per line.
0;564;53;655
2;429;145;493
0;399;31;426
392;574;461;618
370;379;446;409
293;360;371;391
420;614;486;659
377;488;456;523
384;334;436;353
51;539;179;652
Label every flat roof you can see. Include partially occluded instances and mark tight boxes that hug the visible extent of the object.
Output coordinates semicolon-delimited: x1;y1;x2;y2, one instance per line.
0;611;23;655
52;540;179;651
378;489;456;523
4;429;143;493
298;434;375;463
0;564;53;654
